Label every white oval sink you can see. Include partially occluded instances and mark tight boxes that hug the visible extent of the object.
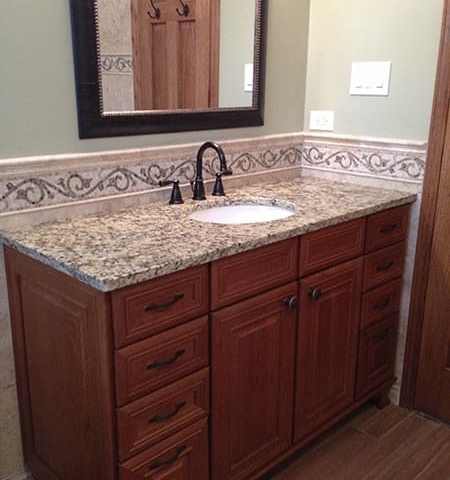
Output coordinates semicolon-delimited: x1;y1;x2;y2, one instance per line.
188;202;295;224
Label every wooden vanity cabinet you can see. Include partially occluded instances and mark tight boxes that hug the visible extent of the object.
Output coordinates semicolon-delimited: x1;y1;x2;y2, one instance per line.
4;204;411;480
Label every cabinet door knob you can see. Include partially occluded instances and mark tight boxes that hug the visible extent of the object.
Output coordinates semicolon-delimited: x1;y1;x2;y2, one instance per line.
284;295;298;309
307;287;322;300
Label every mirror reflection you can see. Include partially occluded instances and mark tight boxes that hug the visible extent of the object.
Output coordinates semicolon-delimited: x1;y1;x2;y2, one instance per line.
97;0;257;113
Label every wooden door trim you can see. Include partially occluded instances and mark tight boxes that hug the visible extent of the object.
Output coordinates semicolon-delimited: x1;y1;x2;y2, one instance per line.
400;0;450;407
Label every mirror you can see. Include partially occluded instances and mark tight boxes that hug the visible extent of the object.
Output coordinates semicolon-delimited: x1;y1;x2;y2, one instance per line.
69;0;267;138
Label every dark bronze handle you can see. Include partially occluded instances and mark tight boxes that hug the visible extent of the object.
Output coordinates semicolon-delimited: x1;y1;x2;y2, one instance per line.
146;349;185;370
307;287;322;300
149;401;187;423
373;330;389;341
149;444;186;470
144;293;184;312
374;297;391;309
380;223;398;234
284;295;298;309
376;260;394;272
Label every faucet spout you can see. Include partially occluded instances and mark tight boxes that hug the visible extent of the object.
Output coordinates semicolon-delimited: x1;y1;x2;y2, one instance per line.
192;141;232;200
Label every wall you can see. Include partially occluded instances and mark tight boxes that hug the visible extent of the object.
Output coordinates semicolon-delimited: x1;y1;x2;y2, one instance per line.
305;0;444;140
0;0;310;160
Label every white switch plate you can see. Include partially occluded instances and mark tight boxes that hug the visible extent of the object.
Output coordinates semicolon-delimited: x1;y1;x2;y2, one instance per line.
309;110;335;131
244;63;254;92
350;61;391;96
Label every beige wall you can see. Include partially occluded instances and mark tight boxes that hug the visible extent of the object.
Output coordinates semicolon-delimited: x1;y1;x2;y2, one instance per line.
305;0;444;140
0;0;310;160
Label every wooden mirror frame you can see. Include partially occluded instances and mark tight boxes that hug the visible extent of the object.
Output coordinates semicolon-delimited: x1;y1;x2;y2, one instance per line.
69;0;267;139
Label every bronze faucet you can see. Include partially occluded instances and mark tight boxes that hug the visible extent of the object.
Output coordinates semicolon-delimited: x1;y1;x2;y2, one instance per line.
192;141;232;200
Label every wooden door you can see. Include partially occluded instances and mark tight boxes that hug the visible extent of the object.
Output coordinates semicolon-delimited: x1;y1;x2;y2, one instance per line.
293;258;362;443
211;282;297;480
401;0;450;424
414;105;450;422
131;0;219;110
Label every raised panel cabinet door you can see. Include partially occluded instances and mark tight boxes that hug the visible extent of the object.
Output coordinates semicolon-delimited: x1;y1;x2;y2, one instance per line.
211;282;298;480
293;258;362;444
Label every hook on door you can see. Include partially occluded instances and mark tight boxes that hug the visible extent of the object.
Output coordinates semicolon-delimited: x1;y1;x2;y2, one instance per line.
147;0;161;20
176;0;190;17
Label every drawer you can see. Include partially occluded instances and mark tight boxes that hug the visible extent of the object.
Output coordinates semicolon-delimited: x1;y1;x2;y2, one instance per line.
112;265;209;348
119;418;208;480
117;368;209;461
115;316;209;406
355;315;399;401
299;218;366;277
365;205;410;252
361;278;402;329
211;237;298;310
363;242;406;291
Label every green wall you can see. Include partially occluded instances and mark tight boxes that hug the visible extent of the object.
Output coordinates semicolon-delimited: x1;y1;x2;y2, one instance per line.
305;0;444;140
0;0;444;159
0;0;310;159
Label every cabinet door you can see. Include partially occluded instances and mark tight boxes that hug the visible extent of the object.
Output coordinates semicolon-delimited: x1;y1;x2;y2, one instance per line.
211;282;298;480
293;258;362;443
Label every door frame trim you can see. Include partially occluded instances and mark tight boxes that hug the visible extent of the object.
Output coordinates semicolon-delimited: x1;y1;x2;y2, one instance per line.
400;0;450;407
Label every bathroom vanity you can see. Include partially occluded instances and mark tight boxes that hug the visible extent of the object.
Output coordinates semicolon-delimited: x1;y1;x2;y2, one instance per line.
1;177;414;480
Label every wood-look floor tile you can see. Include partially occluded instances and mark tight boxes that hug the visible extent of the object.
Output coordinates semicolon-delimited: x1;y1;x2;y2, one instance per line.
413;441;450;479
351;404;412;438
273;427;374;480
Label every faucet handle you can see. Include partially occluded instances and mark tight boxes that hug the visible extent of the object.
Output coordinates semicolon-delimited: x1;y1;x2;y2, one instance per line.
211;168;232;197
159;180;184;204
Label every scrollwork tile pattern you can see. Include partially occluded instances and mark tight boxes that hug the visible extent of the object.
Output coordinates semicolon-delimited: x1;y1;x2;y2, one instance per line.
301;137;426;181
0;134;426;215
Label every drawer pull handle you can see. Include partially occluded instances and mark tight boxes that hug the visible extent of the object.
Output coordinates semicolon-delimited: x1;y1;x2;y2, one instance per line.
149;401;187;423
284;295;298;309
149;444;186;470
146;349;186;370
376;260;394;272
380;223;398;234
374;297;391;309
144;293;184;312
307;287;322;300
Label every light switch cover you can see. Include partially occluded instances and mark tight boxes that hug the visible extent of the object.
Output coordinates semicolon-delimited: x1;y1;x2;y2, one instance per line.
350;61;391;96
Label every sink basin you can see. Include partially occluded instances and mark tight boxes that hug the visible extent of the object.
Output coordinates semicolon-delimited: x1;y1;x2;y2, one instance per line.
188;201;295;224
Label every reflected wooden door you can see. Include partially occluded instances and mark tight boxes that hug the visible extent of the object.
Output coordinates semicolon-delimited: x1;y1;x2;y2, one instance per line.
131;0;219;110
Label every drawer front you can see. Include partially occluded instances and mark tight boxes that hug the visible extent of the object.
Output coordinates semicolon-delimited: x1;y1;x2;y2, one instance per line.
112;265;209;348
365;204;410;252
115;316;209;406
117;368;209;461
211;237;298;310
355;315;399;400
299;218;366;277
363;242;406;291
119;418;208;480
361;278;402;329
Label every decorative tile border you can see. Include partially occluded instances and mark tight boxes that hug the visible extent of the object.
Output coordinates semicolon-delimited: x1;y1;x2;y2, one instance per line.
100;54;133;75
301;134;427;183
0;133;426;215
0;135;302;214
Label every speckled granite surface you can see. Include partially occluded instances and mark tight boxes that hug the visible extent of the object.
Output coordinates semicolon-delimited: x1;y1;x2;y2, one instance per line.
0;177;416;292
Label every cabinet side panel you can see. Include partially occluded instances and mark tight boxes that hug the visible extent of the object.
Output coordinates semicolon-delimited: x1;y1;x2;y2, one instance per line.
4;247;116;480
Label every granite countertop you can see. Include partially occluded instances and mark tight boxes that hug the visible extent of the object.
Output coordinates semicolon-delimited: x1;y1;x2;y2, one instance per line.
0;177;416;292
